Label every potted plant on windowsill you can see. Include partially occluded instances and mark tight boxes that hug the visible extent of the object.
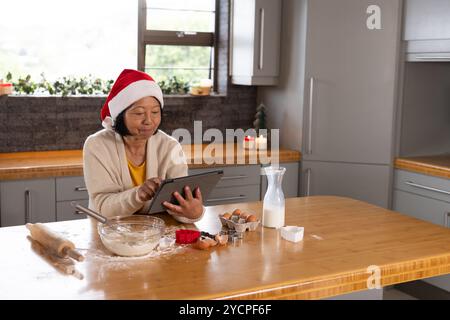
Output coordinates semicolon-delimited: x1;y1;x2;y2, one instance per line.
3;72;193;97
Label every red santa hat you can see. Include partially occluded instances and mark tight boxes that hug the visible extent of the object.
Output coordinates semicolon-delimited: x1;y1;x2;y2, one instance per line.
100;69;164;130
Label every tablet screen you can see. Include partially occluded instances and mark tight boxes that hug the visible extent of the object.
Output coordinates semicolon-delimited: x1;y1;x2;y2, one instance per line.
147;170;224;214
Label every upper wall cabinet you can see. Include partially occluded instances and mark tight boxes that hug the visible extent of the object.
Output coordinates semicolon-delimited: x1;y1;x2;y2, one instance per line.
404;0;450;61
230;0;281;86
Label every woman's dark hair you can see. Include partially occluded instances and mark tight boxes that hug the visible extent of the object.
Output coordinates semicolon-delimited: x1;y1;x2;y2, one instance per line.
113;105;163;137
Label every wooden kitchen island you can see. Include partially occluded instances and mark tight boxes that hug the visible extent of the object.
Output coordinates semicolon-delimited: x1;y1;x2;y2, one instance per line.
1;196;450;300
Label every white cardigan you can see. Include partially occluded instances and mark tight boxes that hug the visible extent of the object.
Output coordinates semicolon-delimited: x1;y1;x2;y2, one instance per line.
83;129;204;223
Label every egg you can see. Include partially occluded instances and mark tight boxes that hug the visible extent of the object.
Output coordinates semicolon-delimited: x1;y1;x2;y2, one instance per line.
240;213;250;220
193;238;210;250
204;237;218;247
246;215;258;222
222;213;232;220
232;209;242;216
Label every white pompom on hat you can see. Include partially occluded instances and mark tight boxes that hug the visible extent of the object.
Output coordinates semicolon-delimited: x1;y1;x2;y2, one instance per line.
100;69;164;130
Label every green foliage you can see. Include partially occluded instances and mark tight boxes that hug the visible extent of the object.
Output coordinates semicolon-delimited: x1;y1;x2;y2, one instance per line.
145;45;212;82
5;73;113;97
3;72;190;96
15;74;38;95
158;76;190;95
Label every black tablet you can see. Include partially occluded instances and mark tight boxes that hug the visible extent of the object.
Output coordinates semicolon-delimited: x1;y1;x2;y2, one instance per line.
147;170;224;214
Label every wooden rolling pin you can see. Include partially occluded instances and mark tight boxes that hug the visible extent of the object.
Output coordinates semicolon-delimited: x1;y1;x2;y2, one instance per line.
27;236;75;275
26;223;84;262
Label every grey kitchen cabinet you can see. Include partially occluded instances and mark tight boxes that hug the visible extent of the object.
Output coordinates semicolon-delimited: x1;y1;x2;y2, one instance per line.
393;190;450;228
0;176;89;227
57;200;88;222
230;0;281;85
404;0;450;41
56;176;89;202
0;179;56;227
404;0;450;60
188;165;261;206
297;0;401;208
394;170;450;204
300;161;391;208
55;176;88;221
393;169;450;292
302;0;401;164
206;185;260;207
261;162;300;199
189;165;261;188
423;270;450;293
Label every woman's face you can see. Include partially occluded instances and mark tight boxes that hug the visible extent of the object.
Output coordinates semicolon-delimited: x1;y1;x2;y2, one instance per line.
124;96;161;139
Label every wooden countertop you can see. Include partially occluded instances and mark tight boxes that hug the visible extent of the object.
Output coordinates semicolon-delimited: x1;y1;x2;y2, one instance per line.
395;154;450;179
0;144;301;180
1;196;450;300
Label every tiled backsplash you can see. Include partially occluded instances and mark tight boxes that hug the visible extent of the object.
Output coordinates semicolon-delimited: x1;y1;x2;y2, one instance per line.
0;86;257;152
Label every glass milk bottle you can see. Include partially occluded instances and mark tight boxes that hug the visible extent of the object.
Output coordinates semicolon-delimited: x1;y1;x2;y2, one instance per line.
262;166;286;228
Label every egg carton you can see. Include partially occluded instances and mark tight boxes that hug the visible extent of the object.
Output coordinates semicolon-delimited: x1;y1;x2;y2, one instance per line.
219;214;260;232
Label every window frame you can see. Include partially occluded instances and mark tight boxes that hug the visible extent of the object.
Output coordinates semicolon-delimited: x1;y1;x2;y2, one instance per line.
137;0;219;92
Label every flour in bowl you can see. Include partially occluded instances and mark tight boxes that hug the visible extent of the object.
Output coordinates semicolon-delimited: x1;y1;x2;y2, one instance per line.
85;225;184;262
101;226;161;257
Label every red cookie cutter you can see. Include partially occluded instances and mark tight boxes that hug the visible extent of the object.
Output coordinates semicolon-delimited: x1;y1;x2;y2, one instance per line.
176;230;201;244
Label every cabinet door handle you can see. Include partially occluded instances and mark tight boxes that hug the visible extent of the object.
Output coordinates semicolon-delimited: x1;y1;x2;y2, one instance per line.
221;175;248;181
306;168;312;197
206;195;247;203
74;186;87;192
445;212;450;228
307;77;314;155
405;181;450;196
24;189;32;223
415;56;450;61
258;7;265;70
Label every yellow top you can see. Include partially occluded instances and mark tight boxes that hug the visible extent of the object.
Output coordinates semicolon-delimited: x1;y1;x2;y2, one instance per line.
127;159;146;187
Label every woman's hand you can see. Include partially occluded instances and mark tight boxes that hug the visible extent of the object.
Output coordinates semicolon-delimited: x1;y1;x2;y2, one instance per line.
163;186;204;220
137;177;162;202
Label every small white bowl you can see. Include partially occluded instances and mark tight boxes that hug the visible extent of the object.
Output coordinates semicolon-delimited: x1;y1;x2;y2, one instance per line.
281;226;304;243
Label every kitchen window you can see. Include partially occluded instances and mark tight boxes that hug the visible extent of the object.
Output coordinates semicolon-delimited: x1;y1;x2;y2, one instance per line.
0;0;136;82
138;0;218;91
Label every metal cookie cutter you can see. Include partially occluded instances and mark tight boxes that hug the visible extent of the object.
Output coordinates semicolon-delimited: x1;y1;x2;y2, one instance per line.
227;230;243;246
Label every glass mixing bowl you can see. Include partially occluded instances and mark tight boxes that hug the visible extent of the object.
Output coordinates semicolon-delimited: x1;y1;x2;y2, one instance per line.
97;215;165;257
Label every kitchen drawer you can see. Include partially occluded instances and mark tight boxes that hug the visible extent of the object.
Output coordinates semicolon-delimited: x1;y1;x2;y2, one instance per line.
205;185;260;207
56;176;88;202
394;170;450;203
56;200;88;222
189;165;261;188
393;190;450;227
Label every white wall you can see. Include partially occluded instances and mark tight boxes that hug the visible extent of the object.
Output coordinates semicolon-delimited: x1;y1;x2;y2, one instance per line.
256;0;307;152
